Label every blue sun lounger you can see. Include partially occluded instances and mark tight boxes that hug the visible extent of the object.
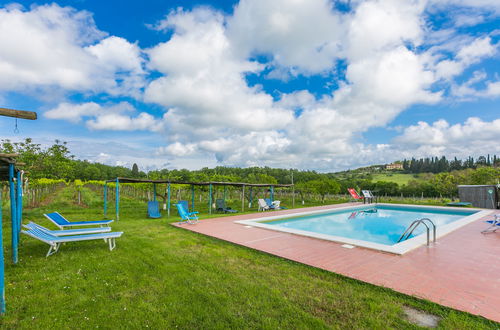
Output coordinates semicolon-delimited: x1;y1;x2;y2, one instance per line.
175;203;199;224
215;199;237;213
44;212;113;229
22;223;123;257
147;201;161;218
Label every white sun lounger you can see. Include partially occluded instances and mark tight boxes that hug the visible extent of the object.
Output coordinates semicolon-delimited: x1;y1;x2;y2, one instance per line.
258;199;270;211
22;223;123;257
25;222;111;236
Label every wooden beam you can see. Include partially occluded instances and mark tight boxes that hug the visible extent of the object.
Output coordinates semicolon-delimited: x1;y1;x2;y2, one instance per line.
0;108;37;120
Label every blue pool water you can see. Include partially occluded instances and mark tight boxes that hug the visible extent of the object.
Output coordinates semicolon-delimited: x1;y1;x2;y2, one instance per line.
263;205;477;245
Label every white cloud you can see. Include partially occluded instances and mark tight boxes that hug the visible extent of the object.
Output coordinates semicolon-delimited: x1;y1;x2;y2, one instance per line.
156;142;198;157
45;102;101;123
86;112;163;132
144;7;294;136
394;118;500;156
345;0;424;61
484;80;500;96
451;70;500;99
429;0;500;15
0;4;145;96
141;0;459;170
45;101;165;132
227;0;343;74
434;36;498;80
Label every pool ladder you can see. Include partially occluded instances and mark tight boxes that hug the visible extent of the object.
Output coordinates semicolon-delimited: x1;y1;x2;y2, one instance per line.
397;218;436;246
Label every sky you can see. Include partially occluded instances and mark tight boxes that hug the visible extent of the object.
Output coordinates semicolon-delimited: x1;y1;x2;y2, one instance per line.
0;0;499;173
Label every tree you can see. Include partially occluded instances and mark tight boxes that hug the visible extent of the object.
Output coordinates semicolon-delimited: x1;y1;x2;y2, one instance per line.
131;163;139;178
467;167;499;185
307;179;341;203
432;173;458;197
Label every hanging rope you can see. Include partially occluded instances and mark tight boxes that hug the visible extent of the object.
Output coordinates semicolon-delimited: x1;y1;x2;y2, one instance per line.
14;118;19;134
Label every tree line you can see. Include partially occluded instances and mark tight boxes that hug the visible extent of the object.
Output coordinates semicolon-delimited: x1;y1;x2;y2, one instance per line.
401;155;500;174
1;138;499;198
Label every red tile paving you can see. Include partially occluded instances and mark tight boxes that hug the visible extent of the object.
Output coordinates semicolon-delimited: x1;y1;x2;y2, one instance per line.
173;203;500;322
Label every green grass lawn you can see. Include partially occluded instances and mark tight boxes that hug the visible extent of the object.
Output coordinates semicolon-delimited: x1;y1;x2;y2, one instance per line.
372;173;417;185
0;186;496;328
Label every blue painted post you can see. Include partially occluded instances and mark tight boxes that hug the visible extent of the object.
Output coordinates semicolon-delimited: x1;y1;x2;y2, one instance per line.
167;183;171;217
241;185;245;212
0;189;6;314
153;183;157;202
249;187;253;208
104;183;108;218
115;178;120;221
191;185;195;212
208;184;212;215
270;186;274;203
8;164;18;264
16;170;22;243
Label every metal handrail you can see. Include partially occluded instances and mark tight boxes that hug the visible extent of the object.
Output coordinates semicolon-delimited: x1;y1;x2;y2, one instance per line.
397;218;436;246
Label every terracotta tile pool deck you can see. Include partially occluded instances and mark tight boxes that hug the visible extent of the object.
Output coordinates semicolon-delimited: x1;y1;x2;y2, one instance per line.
173;203;500;322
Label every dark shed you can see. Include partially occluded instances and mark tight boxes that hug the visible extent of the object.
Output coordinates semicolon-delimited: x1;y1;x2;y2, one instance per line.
458;185;499;209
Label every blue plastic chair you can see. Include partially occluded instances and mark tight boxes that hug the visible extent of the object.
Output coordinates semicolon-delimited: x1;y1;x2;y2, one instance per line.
177;200;189;214
175;203;199;224
147;201;161;218
44;212;113;229
265;198;276;210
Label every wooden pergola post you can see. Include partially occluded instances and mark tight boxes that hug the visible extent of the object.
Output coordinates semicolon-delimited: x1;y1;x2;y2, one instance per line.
103;183;108;218
167;183;171;217
249;187;253;208
191;185;195;212
8;164;18;264
208;184;212;214
16;171;22;243
0;189;5;314
242;185;245;212
115;178;120;221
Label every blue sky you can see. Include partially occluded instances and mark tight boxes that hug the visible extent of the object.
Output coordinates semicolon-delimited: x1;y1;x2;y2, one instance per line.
0;0;499;172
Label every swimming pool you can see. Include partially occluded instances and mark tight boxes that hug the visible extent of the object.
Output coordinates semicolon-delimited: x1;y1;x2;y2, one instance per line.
235;204;491;254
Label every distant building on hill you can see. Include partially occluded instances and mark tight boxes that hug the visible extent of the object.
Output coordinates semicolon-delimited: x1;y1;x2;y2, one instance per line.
385;163;404;170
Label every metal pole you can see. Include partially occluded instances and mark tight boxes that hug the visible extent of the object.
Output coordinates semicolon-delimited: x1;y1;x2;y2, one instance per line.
104;183;108;218
0;188;6;314
224;186;227;200
291;170;295;208
153;183;157;202
16;170;22;243
270;185;274;202
249;187;253;208
8;164;17;264
208;184;212;215
242;185;245;212
167;183;171;217
191;185;195;212
115;178;120;221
